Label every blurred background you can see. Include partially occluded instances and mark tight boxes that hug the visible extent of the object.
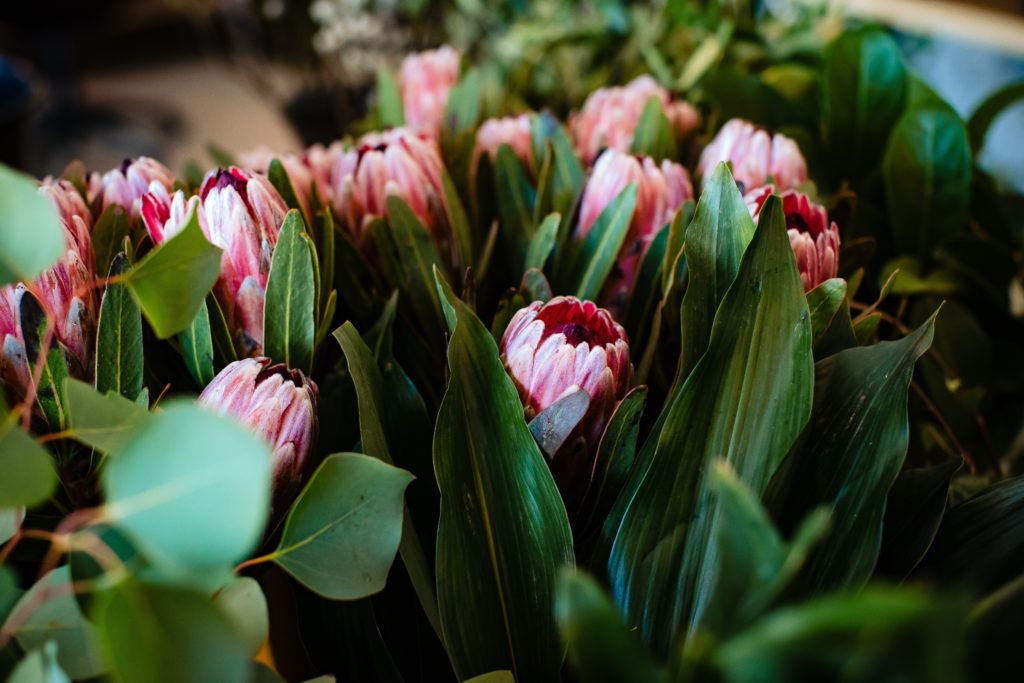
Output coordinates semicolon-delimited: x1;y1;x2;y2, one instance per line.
0;0;1021;189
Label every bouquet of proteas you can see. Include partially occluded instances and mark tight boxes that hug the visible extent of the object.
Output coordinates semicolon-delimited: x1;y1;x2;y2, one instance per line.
0;28;1022;683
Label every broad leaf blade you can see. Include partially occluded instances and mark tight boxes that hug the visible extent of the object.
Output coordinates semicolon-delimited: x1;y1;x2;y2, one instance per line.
0;421;57;508
264;210;316;374
433;270;574;682
567;183;638;301
0;163;64;286
66;378;151;455
96;254;144;398
179;298;214;388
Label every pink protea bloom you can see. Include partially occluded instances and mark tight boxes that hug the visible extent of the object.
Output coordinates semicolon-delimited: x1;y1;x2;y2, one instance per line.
501;296;632;505
577;150;693;309
238;142;342;215
474;114;534;169
330;127;446;240
571;75;701;166
0;194;96;395
697;118;808;192
39;178;92;233
93;156;176;218
399;45;460;135
745;185;841;292
198;357;319;509
141;166;289;355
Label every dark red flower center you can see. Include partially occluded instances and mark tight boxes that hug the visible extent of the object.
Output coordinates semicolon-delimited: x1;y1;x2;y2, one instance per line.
536;298;622;348
256;361;307;389
201;167;250;201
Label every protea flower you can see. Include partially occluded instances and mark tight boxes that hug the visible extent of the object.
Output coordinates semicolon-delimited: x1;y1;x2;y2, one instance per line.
745;185;840;292
697;118;807;192
474;114;534;170
500;296;632;507
141;166;289;355
330;127;446;241
0;188;96;397
92;156;176;218
198;357;318;510
399;45;460;135
238;142;341;216
571;75;701;166
577;150;693;309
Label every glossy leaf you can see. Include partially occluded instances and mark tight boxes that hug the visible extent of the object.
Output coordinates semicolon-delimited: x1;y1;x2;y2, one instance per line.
806;278;846;348
555;569;665;683
883;108;972;256
0;163;64;286
433;270;574;682
264;210;316;374
271;453;412;600
967;79;1024;152
102;402;271;573
608;196;812;656
565;183;638;301
767;313;938;592
125;205;222;338
96;253;144;398
66;378;150;455
91;579;250;683
8;566;107;679
0;420;57;507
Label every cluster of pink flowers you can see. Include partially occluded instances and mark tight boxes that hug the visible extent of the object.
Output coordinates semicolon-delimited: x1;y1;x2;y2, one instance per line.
697;118;807;192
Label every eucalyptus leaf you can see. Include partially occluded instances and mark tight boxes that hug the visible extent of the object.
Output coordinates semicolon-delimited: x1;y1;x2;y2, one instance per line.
66;378;150;455
433;270;574;682
0;163;64;286
271;453;412;600
212;576;269;656
6;642;70;683
0;420;57;508
0;506;23;544
96;253;144;398
264;210;316;374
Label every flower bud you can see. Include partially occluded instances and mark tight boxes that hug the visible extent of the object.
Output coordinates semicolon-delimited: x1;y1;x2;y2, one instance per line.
697;118;807;193
571;75;701;166
141;167;289;355
577;150;693;309
330;128;446;240
500;296;632;505
399;45;460;135
40;178;92;233
238;142;342;216
745;185;840;291
93;157;176;218
198;357;319;509
474;114;534;170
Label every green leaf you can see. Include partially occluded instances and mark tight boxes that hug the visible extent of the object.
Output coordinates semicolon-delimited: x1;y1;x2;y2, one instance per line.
465;673;515;683
376;68;404;127
713;587;968;683
433;270;574;682
384;195;446;344
679;162;756;378
102;402;271;573
608;196;812;656
555;569;665;683
443;67;479;134
205;292;237;364
967;79;1024;152
267;159;303;215
529;389;590;459
566;183;638;301
125;204;222;338
0;420;57;507
0;506;23;544
630;95;678;161
96;253;144;399
531;113;585;202
494;143;537;248
623;224;668;351
883;108;972;257
212;577;268;656
178;298;214;387
20;293;71;431
264;210;316;374
806;278;846;348
91;579;251;683
270;453;412;600
525;212;560;274
66;378;151;455
0;163;65;286
822;27;907;179
8;566;107;679
6;642;70;683
766;313;938;592
333;321;442;637
91;205;131;279
443;165;476;273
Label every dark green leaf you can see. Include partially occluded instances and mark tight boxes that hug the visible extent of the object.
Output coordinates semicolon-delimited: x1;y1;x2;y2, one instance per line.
494;144;537;249
178;299;214;388
91;579;250;683
525;213;560;274
264;210;316;374
555;569;665;683
609;196;812;656
624;225;668;351
767;313;938;592
531;113;584;202
385;196;446;345
443;166;476;273
0;421;57;507
91;206;131;279
967;79;1024;153
806;278;846;348
433;270;574;682
205;292;237;364
268;159;303;215
102;402;271;572
125;205;222;338
0;163;65;286
96;253;144;398
66;378;150;455
20;291;70;431
270;453;412;599
883;108;972;257
566;183;638;301
630;96;678;161
443;68;479;134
